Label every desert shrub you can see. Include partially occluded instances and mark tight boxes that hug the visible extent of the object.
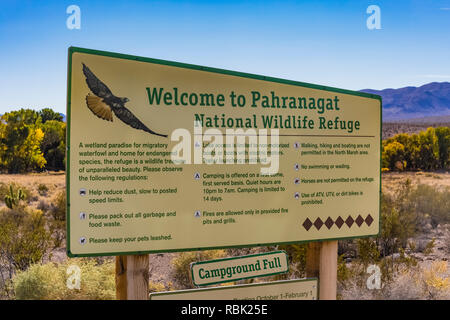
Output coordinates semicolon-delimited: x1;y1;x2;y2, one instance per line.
48;189;66;221
148;281;167;294
444;227;450;254
381;261;449;300
37;183;49;196
357;238;380;267
277;244;307;278
340;261;450;300
37;199;50;212
0;205;52;298
13;258;115;300
423;238;436;255
337;254;352;284
148;280;174;294
13;263;66;300
382;266;423;300
46;190;66;248
171;250;226;289
414;239;429;253
0;206;51;272
378;180;418;256
420;261;450;299
408;184;450;227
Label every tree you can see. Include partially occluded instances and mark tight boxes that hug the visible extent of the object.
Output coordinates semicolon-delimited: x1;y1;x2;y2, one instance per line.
404;133;421;170
38;108;63;123
40;120;66;170
417;128;439;170
0;109;46;173
382;141;405;171
435;127;450;170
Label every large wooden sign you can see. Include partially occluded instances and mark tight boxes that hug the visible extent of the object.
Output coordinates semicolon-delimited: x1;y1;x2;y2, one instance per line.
67;47;381;257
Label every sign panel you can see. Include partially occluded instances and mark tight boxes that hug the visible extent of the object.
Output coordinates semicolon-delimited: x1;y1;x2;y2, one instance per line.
150;278;317;300
191;251;289;286
67;47;381;257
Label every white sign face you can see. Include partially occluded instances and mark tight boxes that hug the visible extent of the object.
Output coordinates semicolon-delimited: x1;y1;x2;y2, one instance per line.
191;251;289;286
150;279;318;300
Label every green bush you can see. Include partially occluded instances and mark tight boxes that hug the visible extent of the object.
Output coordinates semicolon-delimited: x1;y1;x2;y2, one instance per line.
0;205;52;299
0;206;51;272
409;184;450;227
277;244;307;278
171;250;226;288
37;183;49;196
13;259;115;300
46;190;66;248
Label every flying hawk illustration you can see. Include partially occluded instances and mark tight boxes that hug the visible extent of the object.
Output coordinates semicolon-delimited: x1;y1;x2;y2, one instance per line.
81;63;167;138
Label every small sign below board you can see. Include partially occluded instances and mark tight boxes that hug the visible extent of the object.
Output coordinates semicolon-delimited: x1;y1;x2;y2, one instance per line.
191;251;289;286
150;278;318;300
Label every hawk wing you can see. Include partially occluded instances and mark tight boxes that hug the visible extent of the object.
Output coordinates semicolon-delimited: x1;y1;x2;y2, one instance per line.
85;93;113;122
82;63;113;99
113;106;168;138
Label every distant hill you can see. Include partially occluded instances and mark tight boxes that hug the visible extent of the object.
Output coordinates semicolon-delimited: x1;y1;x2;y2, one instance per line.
386;115;450;124
361;82;450;121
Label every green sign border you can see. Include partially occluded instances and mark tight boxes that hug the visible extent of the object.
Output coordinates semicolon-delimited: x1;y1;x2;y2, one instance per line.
66;46;382;258
149;278;318;300
190;250;289;287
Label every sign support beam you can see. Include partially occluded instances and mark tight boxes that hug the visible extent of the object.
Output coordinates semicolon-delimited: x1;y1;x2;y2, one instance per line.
116;254;149;300
306;241;338;300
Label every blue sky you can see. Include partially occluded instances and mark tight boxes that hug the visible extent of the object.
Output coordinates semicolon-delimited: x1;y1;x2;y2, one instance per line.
0;0;449;114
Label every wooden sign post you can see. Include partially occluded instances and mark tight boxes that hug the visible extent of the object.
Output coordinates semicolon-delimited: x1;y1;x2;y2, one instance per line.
116;255;149;300
306;241;338;300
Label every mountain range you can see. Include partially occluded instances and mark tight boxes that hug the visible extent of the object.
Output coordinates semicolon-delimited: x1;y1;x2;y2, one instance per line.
360;82;450;121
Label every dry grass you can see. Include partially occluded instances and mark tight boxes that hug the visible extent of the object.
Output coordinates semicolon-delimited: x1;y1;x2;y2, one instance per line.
382;171;450;195
0;172;65;190
0;172;65;209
